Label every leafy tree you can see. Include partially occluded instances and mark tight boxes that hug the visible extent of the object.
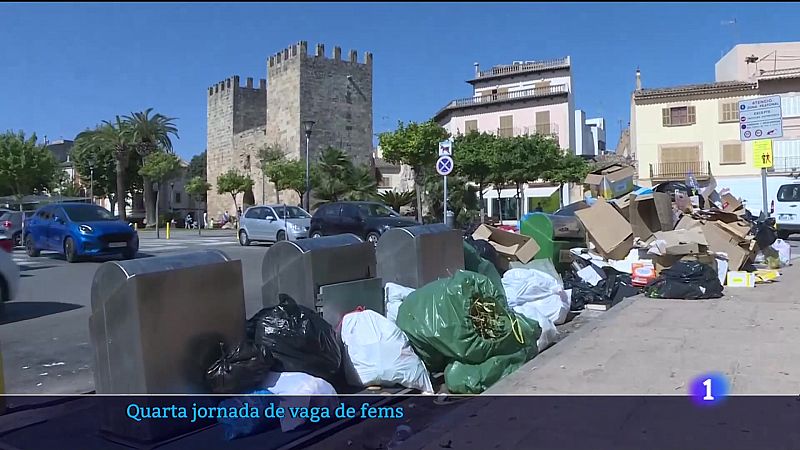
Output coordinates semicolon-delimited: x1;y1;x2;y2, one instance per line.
187;151;207;180
377;190;415;213
345;165;378;201
185;176;211;235
258;145;288;203
216;169;254;214
424;174;479;226
139;152;181;185
547;152;591;190
378;120;449;222
0;131;61;198
454;131;497;220
486;137;513;221
312;147;377;208
56;173;82;197
124;108;179;225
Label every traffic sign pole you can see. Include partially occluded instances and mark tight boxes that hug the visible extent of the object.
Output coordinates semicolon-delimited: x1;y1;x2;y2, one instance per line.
438;140;454;226
739;96;782;217
443;174;448;226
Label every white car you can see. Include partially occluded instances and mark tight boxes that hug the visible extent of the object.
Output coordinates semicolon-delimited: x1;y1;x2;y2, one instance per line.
0;237;19;303
774;181;800;239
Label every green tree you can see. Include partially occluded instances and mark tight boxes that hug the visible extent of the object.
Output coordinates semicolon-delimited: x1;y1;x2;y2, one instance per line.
216;169;254;215
258;145;288;203
185;176;211;235
378;120;449;222
424;174;479;226
312;147;376;208
345;165;378;201
0;131;61;199
124;108;179;226
187;151;207;180
485;137;513;221
139;152;182;228
72;127;117;208
376;190;415;213
454;131;497;220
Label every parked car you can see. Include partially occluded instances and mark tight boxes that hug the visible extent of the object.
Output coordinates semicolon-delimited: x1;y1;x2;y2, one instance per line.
308;201;418;244
774;181;800;239
238;205;311;246
0;210;35;247
0;237;20;305
23;203;139;263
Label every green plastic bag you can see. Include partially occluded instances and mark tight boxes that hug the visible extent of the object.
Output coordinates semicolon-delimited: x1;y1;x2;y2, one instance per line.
396;270;541;394
463;241;504;295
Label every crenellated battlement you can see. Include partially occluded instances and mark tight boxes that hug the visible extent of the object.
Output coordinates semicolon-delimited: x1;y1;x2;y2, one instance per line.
267;41;373;69
208;75;267;97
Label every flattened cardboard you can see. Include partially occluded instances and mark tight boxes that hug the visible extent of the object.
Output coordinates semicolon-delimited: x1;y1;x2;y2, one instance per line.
574;198;634;261
717;220;751;241
584;164;636;199
630;192;674;239
701;222;750;271
609;195;631;220
653;229;708;255
675;216;702;230
721;193;743;213
472;224;540;265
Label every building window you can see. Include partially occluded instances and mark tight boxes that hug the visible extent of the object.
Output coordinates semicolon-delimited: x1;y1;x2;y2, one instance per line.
380;177;391;187
491;198;518;221
720;142;744;165
465;120;478;133
659;145;701;163
535;111;551;135
662;106;696;127
175;192;182;204
499;115;514;138
720;101;740;123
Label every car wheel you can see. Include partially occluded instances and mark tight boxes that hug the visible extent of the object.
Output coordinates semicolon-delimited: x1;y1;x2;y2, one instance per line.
239;230;251;246
778;230;791;240
366;232;381;245
64;237;79;263
25;235;39;257
310;231;322;239
122;248;137;260
276;230;286;242
12;232;21;248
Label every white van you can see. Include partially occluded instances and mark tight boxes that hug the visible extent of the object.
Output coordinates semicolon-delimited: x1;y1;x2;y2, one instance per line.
774;181;800;239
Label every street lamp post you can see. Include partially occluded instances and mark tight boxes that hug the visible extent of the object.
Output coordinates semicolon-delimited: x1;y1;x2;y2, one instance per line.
89;167;94;204
170;182;175;213
302;120;316;211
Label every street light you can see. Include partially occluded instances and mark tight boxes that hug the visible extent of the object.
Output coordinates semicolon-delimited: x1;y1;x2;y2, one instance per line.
170;182;175;213
302;120;315;210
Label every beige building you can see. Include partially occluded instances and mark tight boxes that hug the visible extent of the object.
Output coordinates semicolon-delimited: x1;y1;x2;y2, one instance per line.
630;42;800;214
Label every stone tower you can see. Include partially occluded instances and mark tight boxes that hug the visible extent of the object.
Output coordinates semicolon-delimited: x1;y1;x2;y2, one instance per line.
206;41;373;218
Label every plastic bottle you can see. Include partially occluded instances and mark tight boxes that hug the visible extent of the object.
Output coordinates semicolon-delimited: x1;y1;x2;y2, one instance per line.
387;424;413;449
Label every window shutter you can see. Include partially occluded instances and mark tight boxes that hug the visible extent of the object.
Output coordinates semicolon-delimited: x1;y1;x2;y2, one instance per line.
662;108;671;126
721;143;744;164
465;120;478;133
688;106;696;124
536;111;550;134
499;115;514;137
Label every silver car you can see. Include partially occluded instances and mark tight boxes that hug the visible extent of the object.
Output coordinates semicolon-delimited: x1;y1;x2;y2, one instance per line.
238;205;311;246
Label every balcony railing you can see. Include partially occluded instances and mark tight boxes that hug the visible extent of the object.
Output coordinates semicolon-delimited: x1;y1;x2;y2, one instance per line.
474;57;570;79
446;85;568;109
649;161;711;182
493;124;559;140
769;156;800;174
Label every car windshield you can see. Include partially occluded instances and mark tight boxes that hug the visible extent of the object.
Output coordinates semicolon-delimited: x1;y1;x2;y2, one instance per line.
358;203;398;218
272;206;311;219
62;205;115;222
777;185;800;202
0;212;9;221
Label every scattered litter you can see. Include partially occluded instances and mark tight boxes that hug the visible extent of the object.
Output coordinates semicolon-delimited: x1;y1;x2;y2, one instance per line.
727;271;755;288
42;362;65;368
646;261;724;299
38;372;48;376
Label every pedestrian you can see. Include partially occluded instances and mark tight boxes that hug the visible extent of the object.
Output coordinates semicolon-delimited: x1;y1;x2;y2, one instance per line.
185;213;193;229
534;202;543;213
223;211;230;224
237;207;242;218
203;211;208;229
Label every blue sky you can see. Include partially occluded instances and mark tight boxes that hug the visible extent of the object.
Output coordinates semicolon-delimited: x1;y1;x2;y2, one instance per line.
2;2;799;160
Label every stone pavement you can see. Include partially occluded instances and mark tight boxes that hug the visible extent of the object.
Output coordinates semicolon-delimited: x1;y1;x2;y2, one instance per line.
398;261;800;449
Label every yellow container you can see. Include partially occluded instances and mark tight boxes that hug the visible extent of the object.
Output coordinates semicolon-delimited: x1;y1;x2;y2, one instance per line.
727;271;755;288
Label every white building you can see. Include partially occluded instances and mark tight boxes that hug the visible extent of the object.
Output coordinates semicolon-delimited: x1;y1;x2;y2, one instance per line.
574;111;607;156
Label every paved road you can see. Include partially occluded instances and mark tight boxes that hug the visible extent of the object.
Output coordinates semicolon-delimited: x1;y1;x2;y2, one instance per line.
0;232;273;395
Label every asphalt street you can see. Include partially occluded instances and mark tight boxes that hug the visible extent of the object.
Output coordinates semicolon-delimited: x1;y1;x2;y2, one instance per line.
0;230;274;395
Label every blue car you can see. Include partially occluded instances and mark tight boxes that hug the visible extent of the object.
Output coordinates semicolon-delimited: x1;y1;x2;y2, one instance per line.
23;203;139;263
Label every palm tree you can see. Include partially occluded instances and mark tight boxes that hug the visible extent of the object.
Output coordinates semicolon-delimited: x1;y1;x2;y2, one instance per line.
83;118;132;220
123;108;179;226
345;165;378;201
377;190;415;213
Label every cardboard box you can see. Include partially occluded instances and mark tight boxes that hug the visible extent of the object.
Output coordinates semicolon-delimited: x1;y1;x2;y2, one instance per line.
584;164;636;199
631;261;656;287
652;229;708;256
675;215;702;230
609;195;631;220
629;192;674;239
721;193;744;214
701;222;750;271
654;252;716;274
717;220;751;241
574;198;634;261
472;224;540;268
727;271;755;287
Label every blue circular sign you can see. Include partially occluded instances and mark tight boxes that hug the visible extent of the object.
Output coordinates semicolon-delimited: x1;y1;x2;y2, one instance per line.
436;155;454;176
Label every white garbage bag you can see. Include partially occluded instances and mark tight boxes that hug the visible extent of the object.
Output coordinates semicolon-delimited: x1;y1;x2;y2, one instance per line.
512;304;558;352
772;239;792;266
502;268;570;325
340;309;434;394
260;371;338;432
384;282;415;323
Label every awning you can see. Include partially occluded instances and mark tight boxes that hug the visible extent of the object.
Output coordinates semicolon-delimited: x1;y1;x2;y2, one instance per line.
524;186;560;198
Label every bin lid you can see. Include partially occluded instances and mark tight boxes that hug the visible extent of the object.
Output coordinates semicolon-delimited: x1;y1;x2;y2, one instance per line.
288;233;363;253
389;223;451;238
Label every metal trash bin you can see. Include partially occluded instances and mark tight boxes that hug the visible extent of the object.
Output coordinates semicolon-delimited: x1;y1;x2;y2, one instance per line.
89;250;246;442
376;223;464;289
261;234;383;326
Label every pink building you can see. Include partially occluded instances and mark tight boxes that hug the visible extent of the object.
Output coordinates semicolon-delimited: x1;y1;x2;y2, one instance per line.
434;57;577;223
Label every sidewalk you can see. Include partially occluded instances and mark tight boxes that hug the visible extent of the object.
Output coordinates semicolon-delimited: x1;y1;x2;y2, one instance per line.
398;261;800;448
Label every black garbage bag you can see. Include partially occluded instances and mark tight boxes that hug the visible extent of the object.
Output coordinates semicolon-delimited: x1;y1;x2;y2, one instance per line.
754;216;777;249
465;236;503;273
644;261;723;300
565;266;641;310
247;294;342;382
205;341;274;394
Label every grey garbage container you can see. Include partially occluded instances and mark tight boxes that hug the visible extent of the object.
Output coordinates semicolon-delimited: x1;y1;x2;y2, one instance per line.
376;223;465;289
261;234;383;325
89;250;246;442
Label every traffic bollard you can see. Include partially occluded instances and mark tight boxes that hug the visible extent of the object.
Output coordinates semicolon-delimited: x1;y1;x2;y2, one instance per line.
166;222;170;240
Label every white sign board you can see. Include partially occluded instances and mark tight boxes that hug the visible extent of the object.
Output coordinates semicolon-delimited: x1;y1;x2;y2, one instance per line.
436;155;454;176
739;95;783;141
438;140;452;156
